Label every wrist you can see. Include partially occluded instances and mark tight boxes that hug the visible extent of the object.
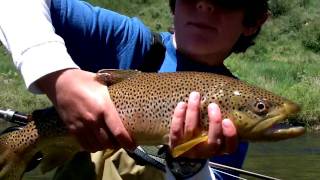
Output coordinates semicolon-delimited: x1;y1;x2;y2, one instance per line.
35;68;79;103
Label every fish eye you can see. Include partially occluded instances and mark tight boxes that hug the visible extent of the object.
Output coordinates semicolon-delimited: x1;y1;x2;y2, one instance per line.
257;102;265;110
253;100;269;115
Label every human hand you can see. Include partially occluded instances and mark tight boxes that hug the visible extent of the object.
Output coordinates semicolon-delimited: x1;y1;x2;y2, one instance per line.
169;92;238;159
36;69;136;152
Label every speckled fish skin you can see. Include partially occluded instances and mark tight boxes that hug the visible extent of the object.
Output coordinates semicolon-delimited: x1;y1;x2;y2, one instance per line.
0;71;305;180
0;109;79;180
106;71;303;143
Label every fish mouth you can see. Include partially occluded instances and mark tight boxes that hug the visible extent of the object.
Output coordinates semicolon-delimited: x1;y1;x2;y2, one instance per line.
248;101;305;141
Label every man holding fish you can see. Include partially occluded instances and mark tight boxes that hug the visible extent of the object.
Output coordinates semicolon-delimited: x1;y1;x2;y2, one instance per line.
0;0;269;179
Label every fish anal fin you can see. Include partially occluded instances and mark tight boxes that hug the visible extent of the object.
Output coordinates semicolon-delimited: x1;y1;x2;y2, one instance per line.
102;148;119;159
96;69;141;86
171;135;208;158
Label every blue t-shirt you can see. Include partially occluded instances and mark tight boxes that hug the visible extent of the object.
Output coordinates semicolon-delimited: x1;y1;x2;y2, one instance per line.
50;0;248;179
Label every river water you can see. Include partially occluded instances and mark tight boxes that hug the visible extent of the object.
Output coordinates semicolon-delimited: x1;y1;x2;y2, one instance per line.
0;121;318;180
243;133;320;180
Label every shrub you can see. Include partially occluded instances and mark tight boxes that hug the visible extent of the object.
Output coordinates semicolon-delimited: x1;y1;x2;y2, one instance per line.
286;7;304;32
269;0;311;17
301;20;320;53
269;0;293;17
297;0;311;8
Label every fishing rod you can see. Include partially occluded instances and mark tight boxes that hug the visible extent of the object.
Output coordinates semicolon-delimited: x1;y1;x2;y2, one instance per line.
0;108;44;172
0;109;28;126
209;162;281;180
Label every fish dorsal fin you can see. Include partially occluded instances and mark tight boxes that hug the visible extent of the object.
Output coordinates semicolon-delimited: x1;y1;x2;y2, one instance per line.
96;69;142;86
171;135;208;158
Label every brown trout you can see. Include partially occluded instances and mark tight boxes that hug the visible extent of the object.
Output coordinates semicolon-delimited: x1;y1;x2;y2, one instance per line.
0;70;305;180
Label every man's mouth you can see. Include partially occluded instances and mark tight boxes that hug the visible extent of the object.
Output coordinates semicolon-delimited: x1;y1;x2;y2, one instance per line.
187;22;217;31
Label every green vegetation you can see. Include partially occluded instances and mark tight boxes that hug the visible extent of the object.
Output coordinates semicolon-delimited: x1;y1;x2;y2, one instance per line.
0;46;50;113
89;0;172;31
0;0;319;129
226;0;320;128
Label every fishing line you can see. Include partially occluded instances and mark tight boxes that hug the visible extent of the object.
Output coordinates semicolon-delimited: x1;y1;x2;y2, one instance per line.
209;162;281;180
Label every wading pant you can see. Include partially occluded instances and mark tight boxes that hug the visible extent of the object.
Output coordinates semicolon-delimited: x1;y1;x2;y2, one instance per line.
53;149;165;180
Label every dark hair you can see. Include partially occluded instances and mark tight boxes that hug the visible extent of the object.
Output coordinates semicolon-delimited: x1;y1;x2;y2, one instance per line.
168;0;269;53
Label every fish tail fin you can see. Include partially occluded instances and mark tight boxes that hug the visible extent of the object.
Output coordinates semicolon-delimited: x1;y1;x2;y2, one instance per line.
171;135;208;158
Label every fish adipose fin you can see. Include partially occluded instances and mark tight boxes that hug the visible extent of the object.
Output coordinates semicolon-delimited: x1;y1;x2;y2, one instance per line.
171;135;208;158
96;69;142;86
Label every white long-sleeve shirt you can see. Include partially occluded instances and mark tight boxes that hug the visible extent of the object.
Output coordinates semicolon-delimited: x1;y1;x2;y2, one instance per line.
0;0;79;93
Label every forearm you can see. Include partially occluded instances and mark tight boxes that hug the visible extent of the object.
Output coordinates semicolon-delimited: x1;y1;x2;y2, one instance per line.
0;0;78;93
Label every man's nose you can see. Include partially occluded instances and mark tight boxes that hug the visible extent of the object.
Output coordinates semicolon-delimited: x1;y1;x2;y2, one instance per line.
196;0;215;13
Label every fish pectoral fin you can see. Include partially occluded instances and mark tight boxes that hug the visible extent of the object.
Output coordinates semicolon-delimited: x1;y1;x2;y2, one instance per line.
40;148;77;173
96;69;142;86
171;135;208;158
